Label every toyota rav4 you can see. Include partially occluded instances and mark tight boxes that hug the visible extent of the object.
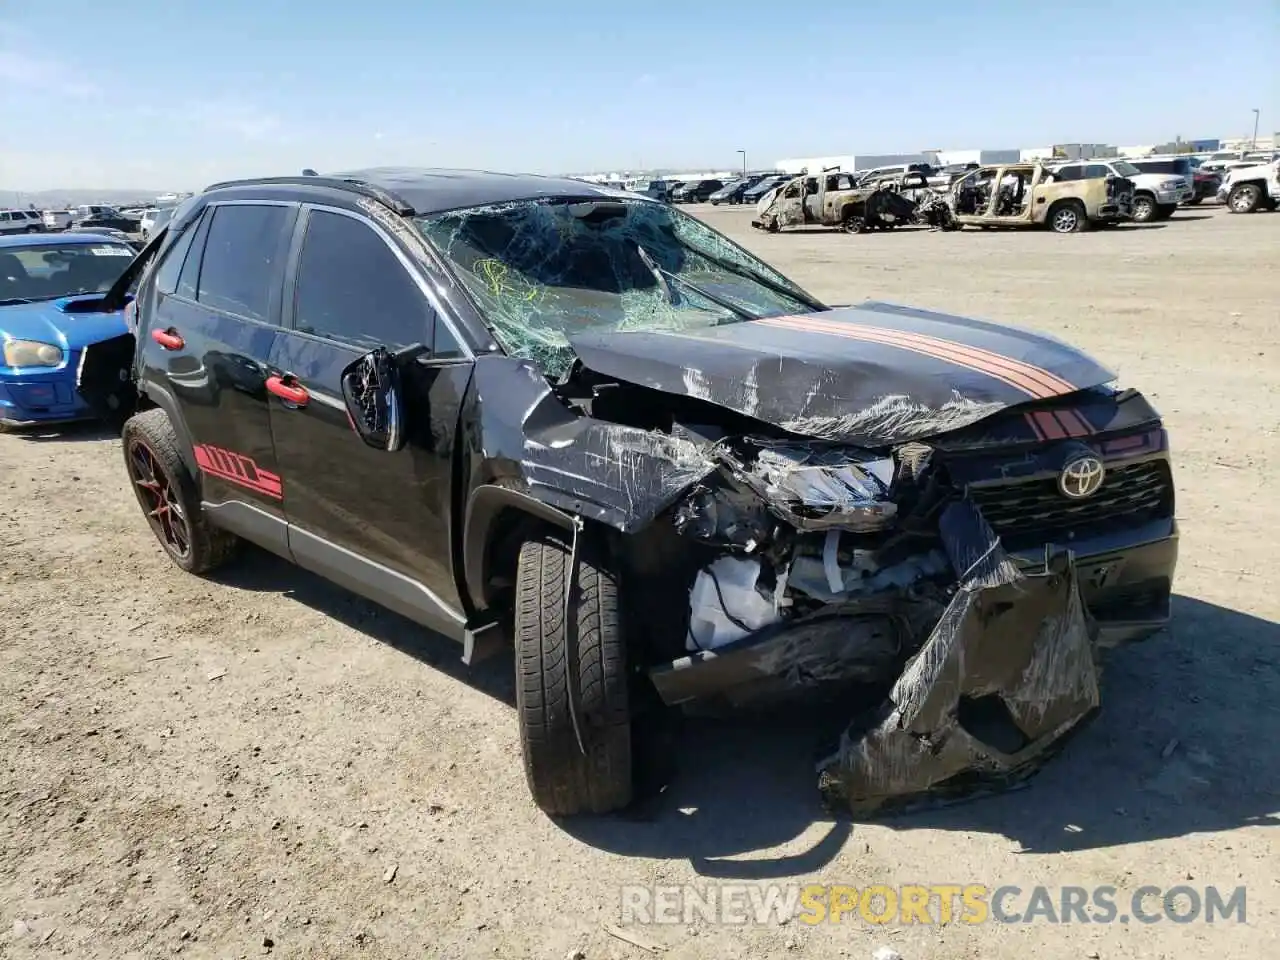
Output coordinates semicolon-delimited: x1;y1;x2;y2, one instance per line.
77;169;1179;817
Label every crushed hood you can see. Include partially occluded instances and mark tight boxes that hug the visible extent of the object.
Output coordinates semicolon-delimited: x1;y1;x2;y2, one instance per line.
568;301;1115;447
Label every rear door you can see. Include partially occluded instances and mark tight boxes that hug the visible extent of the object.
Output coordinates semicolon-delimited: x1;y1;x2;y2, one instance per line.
138;200;297;544
266;205;473;634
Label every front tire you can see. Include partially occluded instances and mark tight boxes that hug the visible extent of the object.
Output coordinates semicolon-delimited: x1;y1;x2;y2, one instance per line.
1131;193;1157;223
121;409;240;574
1227;183;1262;213
514;531;632;816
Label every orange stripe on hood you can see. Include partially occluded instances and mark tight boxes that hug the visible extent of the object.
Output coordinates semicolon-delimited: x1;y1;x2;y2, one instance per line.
759;313;1078;397
755;314;1075;400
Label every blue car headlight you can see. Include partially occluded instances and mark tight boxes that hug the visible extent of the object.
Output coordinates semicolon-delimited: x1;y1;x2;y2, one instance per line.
3;339;64;368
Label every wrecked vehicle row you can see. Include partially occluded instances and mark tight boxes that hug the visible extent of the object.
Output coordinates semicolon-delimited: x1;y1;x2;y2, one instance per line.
75;168;1178;818
753;161;1136;234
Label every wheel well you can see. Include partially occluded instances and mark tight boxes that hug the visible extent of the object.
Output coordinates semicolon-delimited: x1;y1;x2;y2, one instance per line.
1134;189;1155;199
477;506;564;613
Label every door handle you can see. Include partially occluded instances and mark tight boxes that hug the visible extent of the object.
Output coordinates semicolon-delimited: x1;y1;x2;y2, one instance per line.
151;327;184;350
266;374;310;407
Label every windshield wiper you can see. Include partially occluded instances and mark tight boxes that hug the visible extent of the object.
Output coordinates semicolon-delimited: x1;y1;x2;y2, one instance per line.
677;244;826;311
635;244;678;305
656;269;762;323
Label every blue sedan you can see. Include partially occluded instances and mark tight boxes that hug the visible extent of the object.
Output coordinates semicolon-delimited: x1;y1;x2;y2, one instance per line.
0;232;134;429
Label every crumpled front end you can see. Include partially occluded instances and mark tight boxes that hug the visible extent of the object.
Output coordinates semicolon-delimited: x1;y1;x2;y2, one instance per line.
647;434;1109;816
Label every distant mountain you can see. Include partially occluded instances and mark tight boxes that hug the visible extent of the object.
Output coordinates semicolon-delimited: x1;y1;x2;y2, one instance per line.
0;188;169;209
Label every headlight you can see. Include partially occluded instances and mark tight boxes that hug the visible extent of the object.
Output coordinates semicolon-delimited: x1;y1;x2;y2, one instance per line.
3;339;64;368
1159;179;1181;190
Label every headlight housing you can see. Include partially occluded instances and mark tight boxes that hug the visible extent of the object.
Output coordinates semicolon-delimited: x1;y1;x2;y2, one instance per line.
3;339;65;368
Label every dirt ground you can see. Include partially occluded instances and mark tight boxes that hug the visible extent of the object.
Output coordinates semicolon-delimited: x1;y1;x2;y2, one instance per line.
2;204;1277;960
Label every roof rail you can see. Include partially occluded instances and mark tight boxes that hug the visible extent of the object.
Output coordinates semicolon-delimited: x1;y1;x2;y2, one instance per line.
199;176;415;216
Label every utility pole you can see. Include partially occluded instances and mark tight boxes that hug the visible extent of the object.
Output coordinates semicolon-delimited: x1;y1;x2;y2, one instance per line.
736;149;746;176
1251;109;1260;150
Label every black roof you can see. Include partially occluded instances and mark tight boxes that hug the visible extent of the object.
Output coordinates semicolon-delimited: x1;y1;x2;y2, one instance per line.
205;167;634;218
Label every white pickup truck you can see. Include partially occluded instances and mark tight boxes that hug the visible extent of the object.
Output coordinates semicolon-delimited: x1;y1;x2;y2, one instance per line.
1217;158;1280;213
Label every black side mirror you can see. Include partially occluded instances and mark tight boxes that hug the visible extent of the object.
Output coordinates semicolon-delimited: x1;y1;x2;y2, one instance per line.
340;342;432;451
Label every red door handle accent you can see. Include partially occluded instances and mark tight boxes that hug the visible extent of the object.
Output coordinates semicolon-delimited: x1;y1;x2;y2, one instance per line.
151;327;184;350
266;375;309;406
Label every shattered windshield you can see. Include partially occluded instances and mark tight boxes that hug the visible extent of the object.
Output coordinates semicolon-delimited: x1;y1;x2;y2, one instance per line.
417;198;818;376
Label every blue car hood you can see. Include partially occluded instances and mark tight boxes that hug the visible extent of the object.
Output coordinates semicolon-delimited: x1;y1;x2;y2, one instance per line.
0;296;127;351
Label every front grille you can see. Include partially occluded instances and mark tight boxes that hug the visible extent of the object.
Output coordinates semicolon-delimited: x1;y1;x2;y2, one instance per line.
967;459;1173;547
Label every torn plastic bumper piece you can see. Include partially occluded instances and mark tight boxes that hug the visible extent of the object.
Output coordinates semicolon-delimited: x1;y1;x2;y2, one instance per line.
816;499;1101;817
650;596;912;708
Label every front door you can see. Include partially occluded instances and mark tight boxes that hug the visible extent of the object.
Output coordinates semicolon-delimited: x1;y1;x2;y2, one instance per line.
267;205;472;635
138;201;297;532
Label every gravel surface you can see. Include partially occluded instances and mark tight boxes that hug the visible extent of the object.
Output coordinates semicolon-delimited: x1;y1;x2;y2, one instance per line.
2;203;1276;959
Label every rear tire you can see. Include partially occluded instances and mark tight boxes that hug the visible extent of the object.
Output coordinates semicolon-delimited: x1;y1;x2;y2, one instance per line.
121;409;240;574
1048;200;1087;233
514;531;632;816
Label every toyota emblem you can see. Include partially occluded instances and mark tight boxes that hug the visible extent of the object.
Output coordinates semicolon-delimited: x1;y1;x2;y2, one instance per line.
1059;454;1106;499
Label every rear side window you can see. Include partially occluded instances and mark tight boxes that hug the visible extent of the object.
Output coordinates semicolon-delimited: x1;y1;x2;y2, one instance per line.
1055;166;1083;181
195;204;289;323
292;210;428;351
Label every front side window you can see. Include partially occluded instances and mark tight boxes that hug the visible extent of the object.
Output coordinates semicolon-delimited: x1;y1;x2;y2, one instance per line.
293;210;428;350
0;241;135;304
417;197;817;377
1083;164;1110;179
195;204;289;323
153;209;204;296
1111;160;1141;178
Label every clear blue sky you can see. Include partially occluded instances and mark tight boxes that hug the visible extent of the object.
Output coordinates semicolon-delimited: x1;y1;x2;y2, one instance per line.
1;0;1275;190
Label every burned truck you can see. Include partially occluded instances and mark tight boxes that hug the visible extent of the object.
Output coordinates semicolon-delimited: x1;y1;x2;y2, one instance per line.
751;168;932;233
78;171;1178;818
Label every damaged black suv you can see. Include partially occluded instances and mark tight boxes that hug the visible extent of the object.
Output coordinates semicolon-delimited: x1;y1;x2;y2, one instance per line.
79;168;1178;817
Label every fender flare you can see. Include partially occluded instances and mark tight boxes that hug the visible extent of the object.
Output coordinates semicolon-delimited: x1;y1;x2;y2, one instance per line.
139;378;200;477
462;484;576;612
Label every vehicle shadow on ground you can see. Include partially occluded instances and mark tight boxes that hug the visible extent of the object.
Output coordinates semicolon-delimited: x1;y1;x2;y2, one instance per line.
210;545;516;705
563;594;1279;873
11;421;118;443
1168;214;1215;222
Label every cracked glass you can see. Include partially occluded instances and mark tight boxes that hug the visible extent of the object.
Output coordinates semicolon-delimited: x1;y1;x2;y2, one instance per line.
416;198;817;376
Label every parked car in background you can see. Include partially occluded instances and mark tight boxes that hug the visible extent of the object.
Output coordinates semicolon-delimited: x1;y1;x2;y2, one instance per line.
928;163;980;188
855;162;936;184
740;174;791;203
953;161;1133;232
1217;157;1280;213
708;176;765;205
71;206;142;233
1049;158;1187;223
141;206;175;238
0;210;46;235
42;210;74;231
671;179;725;203
66;225;146;250
0;232;135;428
